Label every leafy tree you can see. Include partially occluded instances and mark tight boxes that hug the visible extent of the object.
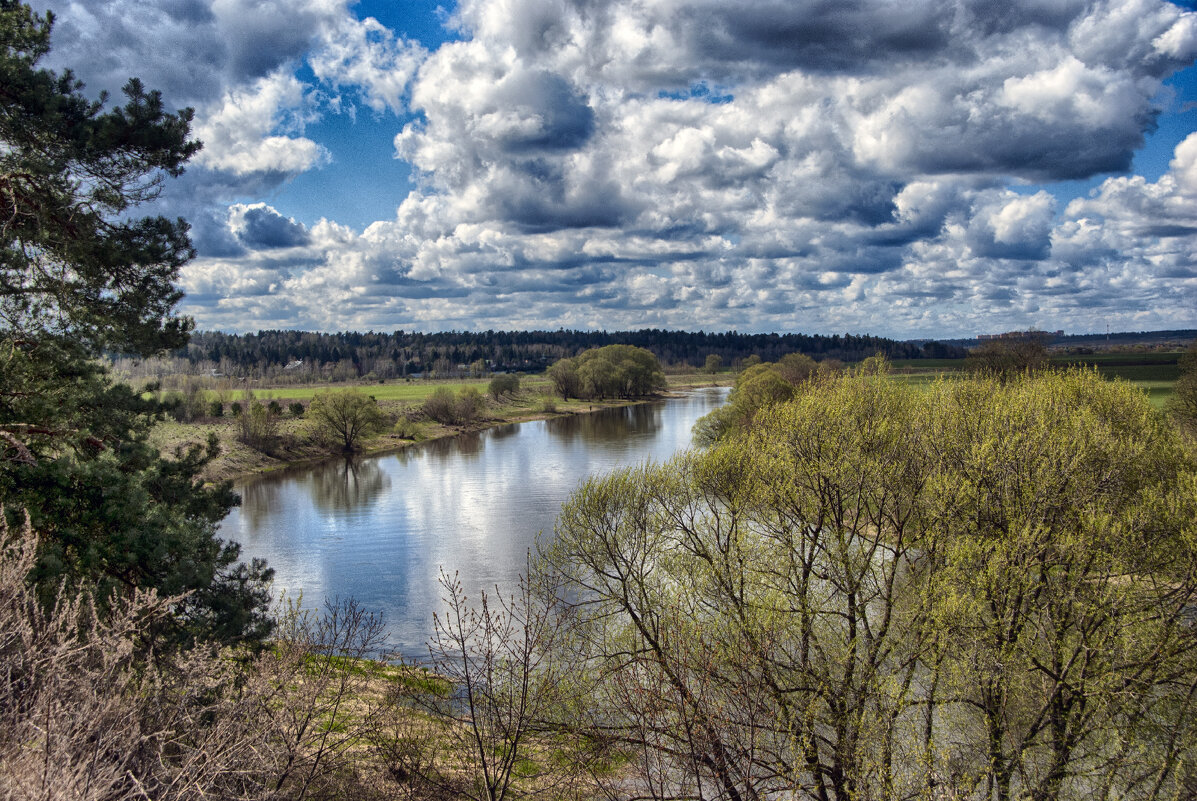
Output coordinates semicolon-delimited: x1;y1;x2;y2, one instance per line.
1168;339;1197;427
550;370;1197;801
773;351;815;383
488;373;520;400
0;2;269;645
692;361;802;446
966;334;1050;378
546;358;581;399
309;389;389;452
704;353;723;374
549;345;665;400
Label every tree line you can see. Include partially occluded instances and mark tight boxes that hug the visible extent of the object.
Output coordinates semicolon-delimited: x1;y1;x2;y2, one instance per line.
153;327;963;381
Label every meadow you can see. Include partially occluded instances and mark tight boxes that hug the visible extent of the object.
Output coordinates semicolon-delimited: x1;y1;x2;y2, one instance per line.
889;351;1183;408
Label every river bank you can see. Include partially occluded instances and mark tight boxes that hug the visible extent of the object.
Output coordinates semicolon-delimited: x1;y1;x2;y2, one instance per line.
152;373;731;484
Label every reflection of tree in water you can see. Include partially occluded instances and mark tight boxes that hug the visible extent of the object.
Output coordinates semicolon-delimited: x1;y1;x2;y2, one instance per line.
546;403;662;444
422;431;484;461
487;423;519;442
304;457;392;513
236;479;289;532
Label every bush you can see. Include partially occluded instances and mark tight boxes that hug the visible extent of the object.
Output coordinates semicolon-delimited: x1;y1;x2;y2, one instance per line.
267;400;282;416
288;401;305;417
488;373;520;400
422;387;484;425
0;514;391;800
394;415;421;439
422;387;459;424
209;400;224;417
230;401;242;417
237;400;279;452
455;386;483;423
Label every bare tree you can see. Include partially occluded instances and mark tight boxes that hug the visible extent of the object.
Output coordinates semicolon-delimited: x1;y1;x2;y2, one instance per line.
379;568;586;801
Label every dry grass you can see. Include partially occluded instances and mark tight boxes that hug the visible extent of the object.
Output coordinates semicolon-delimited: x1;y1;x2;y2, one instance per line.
0;512;612;800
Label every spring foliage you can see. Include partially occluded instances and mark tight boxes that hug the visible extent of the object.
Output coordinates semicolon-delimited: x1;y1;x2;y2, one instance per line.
547;344;666;400
547;369;1197;801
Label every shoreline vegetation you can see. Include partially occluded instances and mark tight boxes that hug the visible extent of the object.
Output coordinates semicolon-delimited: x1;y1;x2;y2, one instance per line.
147;347;1190;485
152;371;734;485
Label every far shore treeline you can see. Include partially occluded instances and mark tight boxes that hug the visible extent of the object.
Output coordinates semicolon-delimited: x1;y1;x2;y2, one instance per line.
160;328;965;379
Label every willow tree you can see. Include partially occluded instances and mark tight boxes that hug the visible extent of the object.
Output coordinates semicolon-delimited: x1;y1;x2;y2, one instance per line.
546;370;1197;801
547;344;666;400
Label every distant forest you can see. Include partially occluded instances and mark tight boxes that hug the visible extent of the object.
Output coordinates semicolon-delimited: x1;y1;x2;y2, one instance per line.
168;329;967;380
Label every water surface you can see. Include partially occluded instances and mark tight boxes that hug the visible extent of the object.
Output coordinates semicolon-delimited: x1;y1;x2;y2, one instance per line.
220;387;729;653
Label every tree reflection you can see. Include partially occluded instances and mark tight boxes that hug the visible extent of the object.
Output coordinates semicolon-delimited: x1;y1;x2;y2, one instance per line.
304;457;391;513
422;431;484;461
546;403;662;444
235;479;288;532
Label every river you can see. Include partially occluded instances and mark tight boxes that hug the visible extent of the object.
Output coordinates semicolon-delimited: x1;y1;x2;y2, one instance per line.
218;386;729;654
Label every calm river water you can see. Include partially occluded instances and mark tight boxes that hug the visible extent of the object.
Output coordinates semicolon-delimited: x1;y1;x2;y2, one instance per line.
219;386;729;654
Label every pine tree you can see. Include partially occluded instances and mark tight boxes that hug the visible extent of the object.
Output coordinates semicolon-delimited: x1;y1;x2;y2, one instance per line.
0;1;271;645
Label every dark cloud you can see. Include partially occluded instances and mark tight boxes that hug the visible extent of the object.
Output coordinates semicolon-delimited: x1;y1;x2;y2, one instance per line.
494;72;595;152
42;0;343;108
189;211;246;259
236;206;311;249
691;0;956;76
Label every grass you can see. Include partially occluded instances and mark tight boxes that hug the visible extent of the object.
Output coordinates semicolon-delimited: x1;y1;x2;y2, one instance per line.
229;378;525;403
303;654;453;697
888;352;1184;408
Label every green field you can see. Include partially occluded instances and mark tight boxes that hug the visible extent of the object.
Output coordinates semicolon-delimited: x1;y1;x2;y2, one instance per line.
175;370;727;406
889;352;1184;409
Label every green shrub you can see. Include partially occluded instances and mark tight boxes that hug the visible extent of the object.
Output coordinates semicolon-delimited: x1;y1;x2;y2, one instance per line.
488;373;520;400
393;416;421;440
422;387;458;424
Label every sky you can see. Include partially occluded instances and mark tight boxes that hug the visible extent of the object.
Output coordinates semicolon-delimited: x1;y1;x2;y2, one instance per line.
38;0;1197;339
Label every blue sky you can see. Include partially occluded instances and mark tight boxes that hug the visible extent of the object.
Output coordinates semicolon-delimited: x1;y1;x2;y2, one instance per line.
40;0;1197;338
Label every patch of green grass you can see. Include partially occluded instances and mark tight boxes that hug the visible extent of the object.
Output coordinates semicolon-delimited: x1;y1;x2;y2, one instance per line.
1052;351;1181;366
886;369;1176;409
301;653;453;697
889;358;968;371
1084;363;1180;382
1135;380;1175;409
